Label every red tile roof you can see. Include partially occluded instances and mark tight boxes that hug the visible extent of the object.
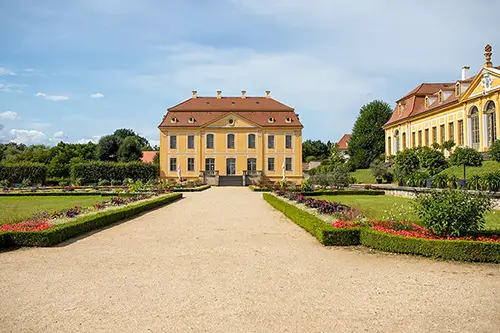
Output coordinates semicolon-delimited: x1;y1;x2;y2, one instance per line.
159;96;302;128
141;151;157;163
337;134;351;150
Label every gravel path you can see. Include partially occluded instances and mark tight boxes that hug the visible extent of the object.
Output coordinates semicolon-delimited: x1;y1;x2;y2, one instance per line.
1;187;499;333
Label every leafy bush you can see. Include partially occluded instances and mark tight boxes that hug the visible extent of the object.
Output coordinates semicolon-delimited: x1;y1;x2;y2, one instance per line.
58;180;70;187
449;147;482;180
0;179;9;187
71;162;159;184
418;148;447;175
394;148;419;176
370;159;393;182
123;178;134;186
98;179;111;186
74;178;84;186
447;174;458;189
22;178;32;187
0;163;46;184
483;171;500;191
414;190;492;237
111;180;122;186
406;171;429;187
431;173;448;189
489;140;500;162
309;166;350;188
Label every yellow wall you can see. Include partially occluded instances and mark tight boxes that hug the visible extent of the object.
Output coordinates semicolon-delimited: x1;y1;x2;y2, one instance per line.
159;121;303;183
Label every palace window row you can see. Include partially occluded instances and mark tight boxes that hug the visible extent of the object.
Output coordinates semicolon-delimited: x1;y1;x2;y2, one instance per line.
170;157;294;173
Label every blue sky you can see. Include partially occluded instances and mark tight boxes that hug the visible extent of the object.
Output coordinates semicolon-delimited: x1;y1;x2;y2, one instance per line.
1;0;500;146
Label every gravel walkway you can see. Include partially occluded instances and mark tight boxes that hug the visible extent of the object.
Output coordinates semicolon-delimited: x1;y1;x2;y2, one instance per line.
0;187;499;332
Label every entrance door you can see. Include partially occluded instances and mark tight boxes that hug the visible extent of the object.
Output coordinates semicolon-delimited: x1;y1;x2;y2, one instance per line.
226;158;236;175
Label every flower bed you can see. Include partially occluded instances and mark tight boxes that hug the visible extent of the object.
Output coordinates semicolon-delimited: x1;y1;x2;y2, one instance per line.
171;185;211;192
0;193;182;248
265;193;500;263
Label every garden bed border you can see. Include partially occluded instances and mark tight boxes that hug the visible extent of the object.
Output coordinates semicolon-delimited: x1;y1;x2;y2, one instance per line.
171;185;210;192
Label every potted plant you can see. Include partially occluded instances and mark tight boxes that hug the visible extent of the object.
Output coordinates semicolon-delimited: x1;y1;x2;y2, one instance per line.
449;147;482;189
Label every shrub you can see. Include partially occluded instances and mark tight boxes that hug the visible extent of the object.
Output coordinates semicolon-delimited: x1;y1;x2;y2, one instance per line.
449;147;482;180
431;173;448;189
22;178;32;187
0;163;46;184
489;140;500;162
370;159;393;182
0;179;9;187
98;179;111;186
483;171;500;191
58;180;70;187
111;180;122;186
71;162;159;184
74;178;84;186
123;178;134;186
418;147;447;175
406;171;429;187
309;166;350;188
447;174;458;189
414;190;492;237
394;148;419;176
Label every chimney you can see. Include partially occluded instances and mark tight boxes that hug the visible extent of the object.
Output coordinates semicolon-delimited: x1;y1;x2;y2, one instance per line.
192;90;197;99
461;66;470;80
241;90;247;99
485;44;493;68
265;90;271;99
217;90;222;99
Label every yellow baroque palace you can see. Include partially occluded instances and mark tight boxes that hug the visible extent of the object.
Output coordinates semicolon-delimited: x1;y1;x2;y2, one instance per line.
158;91;303;186
384;45;500;156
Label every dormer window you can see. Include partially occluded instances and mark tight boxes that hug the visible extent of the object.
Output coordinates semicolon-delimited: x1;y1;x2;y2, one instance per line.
455;82;461;96
228;118;235;126
438;90;443;103
424;96;429;108
285;116;292;123
170;117;178;123
188;117;195;124
268;117;276;123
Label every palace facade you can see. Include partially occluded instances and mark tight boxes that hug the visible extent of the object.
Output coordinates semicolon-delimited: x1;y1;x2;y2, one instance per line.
384;45;500;156
158;91;303;185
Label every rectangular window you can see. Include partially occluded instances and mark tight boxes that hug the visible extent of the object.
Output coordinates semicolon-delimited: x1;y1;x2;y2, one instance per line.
425;129;430;147
188;135;194;149
170;135;177;149
440;125;445;143
412;132;416;147
285;135;292;149
418;131;422;146
458;120;464;145
268;135;275;149
268;157;275;171
432;127;437;144
402;132;406;150
285;157;292;171
247;158;257;173
188;158;195;171
387;136;391;154
205;158;215;174
169;158;177;172
227;134;235;149
449;122;455;142
206;134;214;149
248;134;256;149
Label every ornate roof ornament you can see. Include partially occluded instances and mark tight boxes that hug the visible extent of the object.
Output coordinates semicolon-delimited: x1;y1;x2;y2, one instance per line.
485;44;493;68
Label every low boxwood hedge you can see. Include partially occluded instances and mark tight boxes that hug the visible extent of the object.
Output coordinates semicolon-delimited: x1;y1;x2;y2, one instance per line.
172;185;211;192
249;185;271;192
360;228;500;263
302;190;385;196
1;193;182;247
263;193;360;246
0;191;140;197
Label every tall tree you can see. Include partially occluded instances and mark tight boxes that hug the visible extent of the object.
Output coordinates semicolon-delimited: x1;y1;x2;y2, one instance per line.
113;128;151;150
302;140;330;161
117;136;143;162
348;100;392;169
96;135;121;161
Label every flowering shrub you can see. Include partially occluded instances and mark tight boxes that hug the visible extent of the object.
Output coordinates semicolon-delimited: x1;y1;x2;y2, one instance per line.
275;190;353;218
0;221;52;232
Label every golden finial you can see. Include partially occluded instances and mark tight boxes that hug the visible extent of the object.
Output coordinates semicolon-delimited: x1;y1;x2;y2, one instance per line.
485;44;493;68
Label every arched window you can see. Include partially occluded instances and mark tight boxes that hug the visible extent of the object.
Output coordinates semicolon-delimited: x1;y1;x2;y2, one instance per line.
248;134;256;149
470;107;480;150
206;134;214;149
485;101;497;147
394;130;400;153
227;134;235;149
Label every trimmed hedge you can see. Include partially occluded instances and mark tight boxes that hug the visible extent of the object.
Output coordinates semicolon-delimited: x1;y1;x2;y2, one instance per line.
360;228;500;263
172;185;211;192
0;191;141;197
263;193;360;245
70;162;159;184
0;163;47;184
249;185;271;192
1;193;182;247
302;190;385;196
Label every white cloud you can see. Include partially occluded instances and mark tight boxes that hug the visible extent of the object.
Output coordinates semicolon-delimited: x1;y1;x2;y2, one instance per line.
8;129;46;145
0;111;19;120
90;92;104;98
35;92;69;101
76;136;101;144
0;67;16;76
0;83;23;93
49;131;68;143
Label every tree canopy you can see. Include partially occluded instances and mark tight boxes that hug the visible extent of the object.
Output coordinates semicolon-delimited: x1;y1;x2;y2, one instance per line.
347;100;392;169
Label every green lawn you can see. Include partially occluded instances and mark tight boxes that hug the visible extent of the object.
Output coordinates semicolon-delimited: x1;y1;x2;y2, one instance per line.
0;196;113;225
350;169;376;184
315;195;500;230
440;160;500;179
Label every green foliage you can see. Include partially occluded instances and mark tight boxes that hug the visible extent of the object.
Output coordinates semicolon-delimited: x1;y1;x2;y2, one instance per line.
489;140;500;162
449;147;482;179
2;194;182;247
0;163;47;184
347;100;392;169
117;136;143;162
113;128;151;150
370;159;393;182
394;148;420;176
441;140;456;153
172;185;211;192
0;179;9;187
431;173;449;189
111;180;122;186
22;178;32;186
360;228;500;263
405;171;430;187
263;193;361;245
302;190;385;196
96;135;121;161
414;190;492;237
309;166;350;188
98;179;111;186
70;162;159;185
302;140;331;162
305;155;317;163
58;180;70;187
418;147;447;175
483;171;500;191
152;152;160;165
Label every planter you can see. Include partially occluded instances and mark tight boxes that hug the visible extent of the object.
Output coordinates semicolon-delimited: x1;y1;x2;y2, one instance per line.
426;178;433;188
458;179;467;189
375;178;382;184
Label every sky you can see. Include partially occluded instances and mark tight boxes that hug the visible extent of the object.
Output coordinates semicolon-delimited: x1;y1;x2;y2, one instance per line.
1;0;500;147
